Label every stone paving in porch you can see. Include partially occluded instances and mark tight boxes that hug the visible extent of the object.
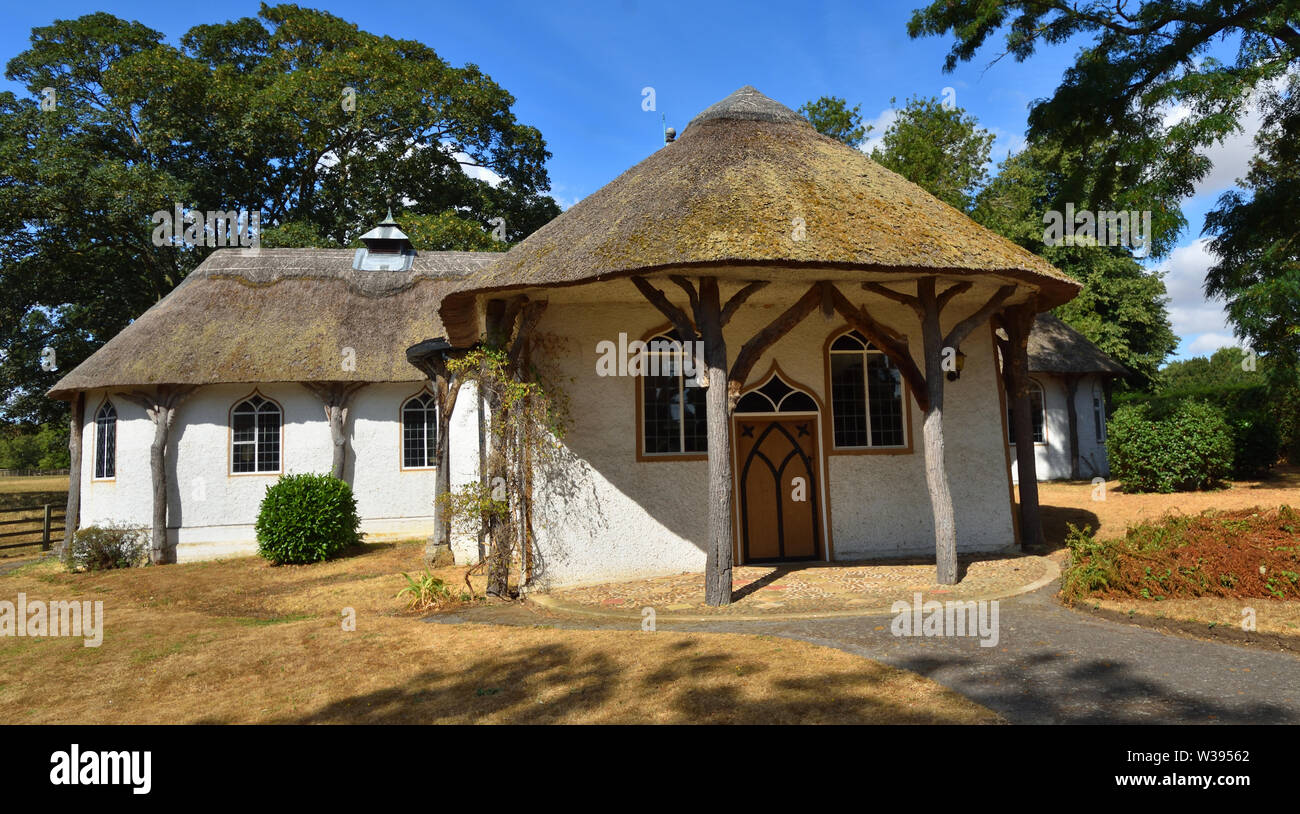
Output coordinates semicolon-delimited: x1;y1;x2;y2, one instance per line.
529;553;1058;620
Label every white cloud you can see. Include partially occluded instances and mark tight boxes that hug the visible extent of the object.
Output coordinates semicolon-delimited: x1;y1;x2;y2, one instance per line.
858;106;898;155
1154;237;1239;358
1190;104;1263;199
1186;332;1241;355
452;150;504;188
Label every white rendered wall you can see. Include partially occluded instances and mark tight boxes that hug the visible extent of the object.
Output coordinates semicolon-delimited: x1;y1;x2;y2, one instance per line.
1009;373;1110;483
523;279;1018;590
446;381;484;565
77;382;445;561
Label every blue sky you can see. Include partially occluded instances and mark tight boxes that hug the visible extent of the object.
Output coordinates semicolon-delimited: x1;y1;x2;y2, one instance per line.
0;0;1262;361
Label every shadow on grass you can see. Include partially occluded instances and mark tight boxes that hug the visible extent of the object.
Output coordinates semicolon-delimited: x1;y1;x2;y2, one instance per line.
238;641;981;725
1039;504;1101;553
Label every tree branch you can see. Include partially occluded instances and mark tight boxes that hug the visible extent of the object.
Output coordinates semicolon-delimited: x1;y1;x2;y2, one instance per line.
943;284;1018;348
936;281;974;311
862;281;921;315
720;281;768;326
826;284;930;412
727;283;824;400
630;276;699;341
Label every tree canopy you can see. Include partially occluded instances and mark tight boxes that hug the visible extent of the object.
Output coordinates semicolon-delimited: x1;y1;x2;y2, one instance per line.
1203;74;1300;385
973;143;1178;384
0;5;559;425
798;96;867;147
868;95;994;212
908;0;1300;259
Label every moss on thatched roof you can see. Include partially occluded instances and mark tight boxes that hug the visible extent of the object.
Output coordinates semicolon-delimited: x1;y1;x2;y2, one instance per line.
1028;313;1128;376
48;248;498;399
440;86;1079;346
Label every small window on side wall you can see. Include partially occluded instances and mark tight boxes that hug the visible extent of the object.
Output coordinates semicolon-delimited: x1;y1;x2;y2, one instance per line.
94;401;116;479
231;394;282;474
402;392;438;468
1008;380;1046;444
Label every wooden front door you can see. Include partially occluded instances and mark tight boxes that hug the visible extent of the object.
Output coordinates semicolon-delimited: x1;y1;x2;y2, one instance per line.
734;416;822;562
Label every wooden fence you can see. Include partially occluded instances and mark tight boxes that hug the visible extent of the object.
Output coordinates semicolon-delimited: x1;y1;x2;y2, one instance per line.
0;469;70;479
0;503;66;551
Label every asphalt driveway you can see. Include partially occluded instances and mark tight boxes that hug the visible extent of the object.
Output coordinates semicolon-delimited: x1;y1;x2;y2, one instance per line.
433;582;1300;724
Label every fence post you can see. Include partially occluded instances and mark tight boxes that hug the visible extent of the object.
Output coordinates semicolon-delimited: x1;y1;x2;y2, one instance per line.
41;504;51;551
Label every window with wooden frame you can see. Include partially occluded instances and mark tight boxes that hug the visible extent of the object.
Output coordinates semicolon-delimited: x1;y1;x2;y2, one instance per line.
827;330;907;449
230;394;282;474
640;330;708;457
401;391;438;469
1008;379;1046;444
93;400;117;479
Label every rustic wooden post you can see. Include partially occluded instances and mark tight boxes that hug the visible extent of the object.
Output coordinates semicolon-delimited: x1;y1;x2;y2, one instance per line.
997;303;1046;548
850;278;1014;584
122;385;195;565
695;278;734;606
406;341;463;566
475;297;547;597
41;504;51;551
632;276;823;606
1064;373;1081;480
303;383;366;481
915;279;959;584
62;391;84;559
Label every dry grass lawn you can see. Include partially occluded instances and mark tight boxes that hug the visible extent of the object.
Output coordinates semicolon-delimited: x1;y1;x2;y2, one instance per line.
1035;467;1300;646
0;541;997;724
1033;466;1300;544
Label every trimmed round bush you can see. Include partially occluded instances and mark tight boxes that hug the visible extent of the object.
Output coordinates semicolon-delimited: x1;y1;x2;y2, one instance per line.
1107;400;1234;492
255;473;361;565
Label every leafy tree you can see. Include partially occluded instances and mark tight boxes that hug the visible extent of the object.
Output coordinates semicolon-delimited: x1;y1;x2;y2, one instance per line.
0;5;560;426
357;211;508;252
974;142;1178;385
799;96;867;147
0;421;70;469
869;95;994;212
1158;346;1262;391
1203;76;1300;385
908;0;1300;259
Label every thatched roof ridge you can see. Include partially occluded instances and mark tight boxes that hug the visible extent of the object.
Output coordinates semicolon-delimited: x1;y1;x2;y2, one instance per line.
48;248;498;398
440;86;1079;346
1028;313;1128;376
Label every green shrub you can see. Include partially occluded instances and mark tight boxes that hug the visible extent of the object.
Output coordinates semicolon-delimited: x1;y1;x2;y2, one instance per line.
255;473;361;565
66;524;147;571
1227;412;1281;477
1115;382;1284;476
1107;400;1234;492
1059;524;1119;601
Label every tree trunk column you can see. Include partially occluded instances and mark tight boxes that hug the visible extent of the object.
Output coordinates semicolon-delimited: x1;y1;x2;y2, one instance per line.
1003;306;1045;548
917;280;958;585
1064;374;1081;480
697;278;734;606
431;377;457;565
62;392;84;560
148;410;171;564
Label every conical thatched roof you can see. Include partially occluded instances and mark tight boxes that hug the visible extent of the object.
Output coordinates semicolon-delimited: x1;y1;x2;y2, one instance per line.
1027;313;1128;376
440;85;1079;346
48;248;498;399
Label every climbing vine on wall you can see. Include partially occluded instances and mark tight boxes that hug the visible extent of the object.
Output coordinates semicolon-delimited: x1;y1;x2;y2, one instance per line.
439;341;569;597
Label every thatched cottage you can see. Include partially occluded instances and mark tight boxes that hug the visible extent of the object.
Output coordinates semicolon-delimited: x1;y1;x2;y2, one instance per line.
50;87;1118;590
1014;313;1127;483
